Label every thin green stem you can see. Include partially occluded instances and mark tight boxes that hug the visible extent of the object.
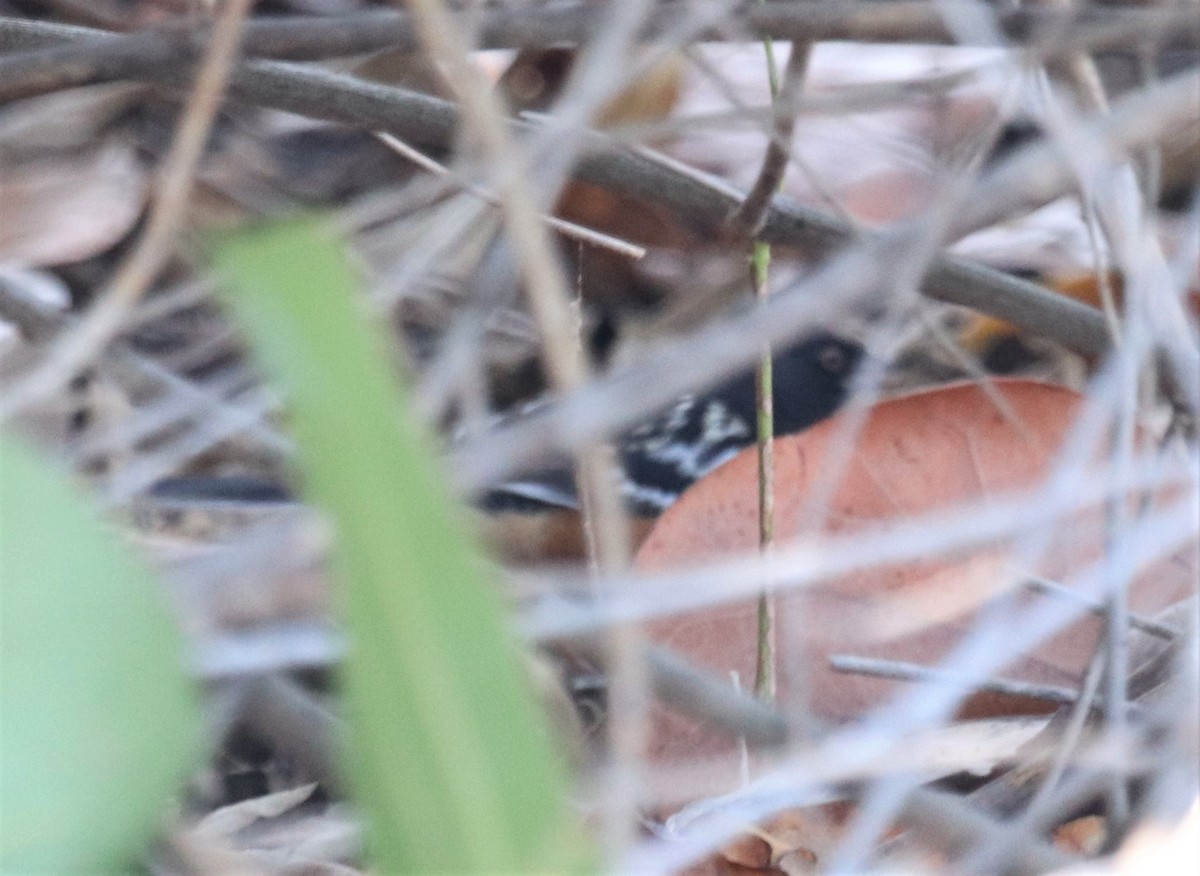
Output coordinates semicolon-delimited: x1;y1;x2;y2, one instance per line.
752;237;776;701
752;17;783;701
763;38;781;98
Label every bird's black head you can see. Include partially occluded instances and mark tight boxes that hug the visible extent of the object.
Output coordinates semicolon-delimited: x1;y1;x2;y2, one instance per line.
773;333;864;433
716;332;864;435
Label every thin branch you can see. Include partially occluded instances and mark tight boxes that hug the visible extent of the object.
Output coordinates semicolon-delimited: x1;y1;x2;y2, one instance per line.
827;654;1117;711
602;640;790;748
0;21;199;102
729;41;810;235
1;4;1196;87
1024;576;1178;640
372;131;645;259
227;1;1200;55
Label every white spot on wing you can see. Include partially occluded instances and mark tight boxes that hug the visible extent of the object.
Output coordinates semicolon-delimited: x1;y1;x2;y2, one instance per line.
624;399;751;480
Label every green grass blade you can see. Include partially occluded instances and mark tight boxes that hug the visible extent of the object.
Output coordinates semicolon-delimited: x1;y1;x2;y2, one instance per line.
0;436;199;872
212;220;586;874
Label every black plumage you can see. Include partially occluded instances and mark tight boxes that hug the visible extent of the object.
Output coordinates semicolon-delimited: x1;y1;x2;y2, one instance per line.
482;332;864;516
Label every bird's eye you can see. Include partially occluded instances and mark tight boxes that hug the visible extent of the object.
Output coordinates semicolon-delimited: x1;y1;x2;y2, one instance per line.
818;344;848;374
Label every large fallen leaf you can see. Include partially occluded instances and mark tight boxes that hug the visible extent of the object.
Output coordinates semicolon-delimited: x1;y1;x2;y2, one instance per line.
0;143;147;267
636;380;1196;766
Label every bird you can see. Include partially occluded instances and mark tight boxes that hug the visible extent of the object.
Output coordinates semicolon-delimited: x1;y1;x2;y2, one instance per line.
141;333;865;563
476;332;865;562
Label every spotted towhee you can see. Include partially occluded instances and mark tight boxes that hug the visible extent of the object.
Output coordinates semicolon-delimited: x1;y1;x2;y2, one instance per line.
141;333;864;563
478;332;865;562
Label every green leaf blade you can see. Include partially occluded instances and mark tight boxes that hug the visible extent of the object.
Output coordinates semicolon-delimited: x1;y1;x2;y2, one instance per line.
212;220;587;874
0;438;200;872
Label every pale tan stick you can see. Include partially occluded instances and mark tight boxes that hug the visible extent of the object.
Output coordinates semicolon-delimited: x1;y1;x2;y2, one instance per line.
401;0;642;855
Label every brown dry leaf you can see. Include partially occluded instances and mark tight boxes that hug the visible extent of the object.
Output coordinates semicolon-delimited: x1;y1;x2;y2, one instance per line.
1054;815;1108;857
718;832;773;870
710;804;865;874
1060;801;1200;875
757;805;842;872
636;380;1196;767
776;847;818;875
0;142;147;267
